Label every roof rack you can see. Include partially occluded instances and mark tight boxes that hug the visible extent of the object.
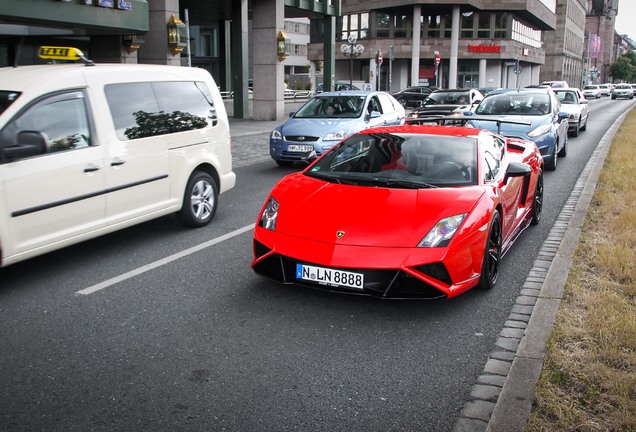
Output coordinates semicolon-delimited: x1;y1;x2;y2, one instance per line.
37;46;95;66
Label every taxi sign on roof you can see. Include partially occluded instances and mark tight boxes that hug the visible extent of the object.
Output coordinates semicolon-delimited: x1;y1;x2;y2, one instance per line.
38;46;84;61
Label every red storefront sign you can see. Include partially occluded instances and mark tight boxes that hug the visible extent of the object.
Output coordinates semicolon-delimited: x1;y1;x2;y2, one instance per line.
467;44;501;54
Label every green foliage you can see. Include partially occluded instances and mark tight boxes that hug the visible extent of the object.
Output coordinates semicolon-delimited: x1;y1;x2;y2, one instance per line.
610;52;636;82
125;110;208;139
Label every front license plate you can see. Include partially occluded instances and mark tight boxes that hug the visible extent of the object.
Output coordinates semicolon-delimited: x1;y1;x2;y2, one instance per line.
296;264;364;289
288;144;313;152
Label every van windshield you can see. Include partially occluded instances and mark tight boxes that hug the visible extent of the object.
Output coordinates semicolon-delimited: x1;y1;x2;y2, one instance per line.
0;91;21;115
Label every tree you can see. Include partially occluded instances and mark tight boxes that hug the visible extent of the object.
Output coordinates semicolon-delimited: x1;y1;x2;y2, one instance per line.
610;52;636;82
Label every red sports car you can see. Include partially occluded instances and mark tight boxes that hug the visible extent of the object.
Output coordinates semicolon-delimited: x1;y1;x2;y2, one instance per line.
251;124;544;299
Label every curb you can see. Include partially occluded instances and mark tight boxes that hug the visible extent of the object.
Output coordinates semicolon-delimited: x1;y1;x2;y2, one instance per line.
453;106;634;432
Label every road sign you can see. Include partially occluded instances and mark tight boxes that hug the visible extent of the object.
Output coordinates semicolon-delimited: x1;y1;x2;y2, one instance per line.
377;50;383;65
434;51;440;65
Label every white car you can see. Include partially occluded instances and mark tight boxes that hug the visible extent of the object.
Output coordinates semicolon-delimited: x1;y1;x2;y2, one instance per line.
611;83;634;100
582;84;601;99
554;88;589;137
0;46;236;268
598;84;611;97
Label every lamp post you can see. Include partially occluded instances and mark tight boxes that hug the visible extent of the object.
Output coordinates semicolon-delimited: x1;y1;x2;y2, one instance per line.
340;34;364;88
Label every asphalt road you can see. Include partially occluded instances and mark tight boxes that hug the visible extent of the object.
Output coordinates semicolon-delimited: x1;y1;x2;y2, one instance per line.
1;96;633;432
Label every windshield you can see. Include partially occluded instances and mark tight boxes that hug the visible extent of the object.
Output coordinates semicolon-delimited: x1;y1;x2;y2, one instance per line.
475;93;550;116
0;91;21;115
305;132;477;187
293;95;365;118
584;85;597;90
423;91;470;105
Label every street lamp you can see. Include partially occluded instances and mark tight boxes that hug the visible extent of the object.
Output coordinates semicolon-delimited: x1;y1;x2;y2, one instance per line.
340;34;364;88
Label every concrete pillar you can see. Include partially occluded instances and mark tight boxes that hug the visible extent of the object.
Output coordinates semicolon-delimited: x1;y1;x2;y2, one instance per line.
410;5;421;87
449;6;460;89
231;0;249;119
479;59;487;88
252;0;285;121
138;0;180;66
323;16;336;93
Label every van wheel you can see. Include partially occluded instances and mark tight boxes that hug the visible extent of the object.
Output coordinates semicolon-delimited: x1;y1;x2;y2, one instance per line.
177;171;218;227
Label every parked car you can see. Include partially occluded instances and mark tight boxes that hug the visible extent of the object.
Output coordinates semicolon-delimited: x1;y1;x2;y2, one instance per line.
541;80;569;89
253;123;544;299
269;90;405;166
315;82;361;94
611;83;634;100
405;88;484;122
553;88;589;136
582;84;601;99
0;46;236;268
631;84;636;96
598;84;611;97
470;88;569;171
391;86;436;108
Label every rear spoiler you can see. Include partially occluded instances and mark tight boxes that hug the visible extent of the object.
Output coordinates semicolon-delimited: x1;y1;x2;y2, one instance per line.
406;115;531;135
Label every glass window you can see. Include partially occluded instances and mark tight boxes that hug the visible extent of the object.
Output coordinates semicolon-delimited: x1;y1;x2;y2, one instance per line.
478;13;491;39
394;14;408;38
377;13;390;38
461;12;474;38
13;91;90;153
443;15;453;38
427;15;441;38
105;81;216;140
494;13;508;38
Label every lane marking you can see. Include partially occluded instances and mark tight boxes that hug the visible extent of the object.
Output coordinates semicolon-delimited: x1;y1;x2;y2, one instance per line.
76;224;254;296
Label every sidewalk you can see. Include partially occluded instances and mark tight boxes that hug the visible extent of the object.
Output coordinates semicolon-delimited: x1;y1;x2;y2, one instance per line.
228;117;280;168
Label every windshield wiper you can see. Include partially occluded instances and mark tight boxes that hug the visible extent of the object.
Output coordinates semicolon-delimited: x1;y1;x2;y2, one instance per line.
369;177;438;189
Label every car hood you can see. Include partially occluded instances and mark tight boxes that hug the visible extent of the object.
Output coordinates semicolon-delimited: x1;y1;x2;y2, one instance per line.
277;117;364;137
270;173;485;247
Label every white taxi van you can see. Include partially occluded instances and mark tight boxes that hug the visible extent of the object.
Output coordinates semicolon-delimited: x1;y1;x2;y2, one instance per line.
0;47;235;268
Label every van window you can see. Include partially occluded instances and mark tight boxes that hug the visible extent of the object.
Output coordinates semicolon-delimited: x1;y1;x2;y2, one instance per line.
105;81;217;140
10;91;90;154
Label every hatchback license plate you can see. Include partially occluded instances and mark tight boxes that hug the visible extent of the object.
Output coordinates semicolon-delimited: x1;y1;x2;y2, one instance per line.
296;264;364;289
288;144;313;152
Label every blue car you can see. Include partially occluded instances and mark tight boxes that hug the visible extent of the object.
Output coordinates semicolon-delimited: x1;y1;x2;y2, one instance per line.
470;88;569;170
269;90;405;167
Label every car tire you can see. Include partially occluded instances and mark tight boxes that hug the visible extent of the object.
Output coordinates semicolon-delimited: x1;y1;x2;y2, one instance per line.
275;160;294;168
571;121;580;137
581;115;588;131
546;146;557;171
177;171;218;227
530;169;543;226
477;211;502;290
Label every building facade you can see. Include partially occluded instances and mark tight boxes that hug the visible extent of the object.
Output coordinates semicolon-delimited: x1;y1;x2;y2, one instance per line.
584;0;619;83
308;0;559;92
540;0;587;88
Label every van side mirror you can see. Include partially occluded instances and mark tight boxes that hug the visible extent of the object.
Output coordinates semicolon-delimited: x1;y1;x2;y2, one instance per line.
3;131;48;159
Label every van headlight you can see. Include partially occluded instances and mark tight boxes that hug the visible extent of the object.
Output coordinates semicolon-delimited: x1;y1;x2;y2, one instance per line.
418;214;466;248
259;197;279;231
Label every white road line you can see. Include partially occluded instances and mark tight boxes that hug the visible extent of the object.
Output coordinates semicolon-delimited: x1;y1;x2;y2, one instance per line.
76;224;254;296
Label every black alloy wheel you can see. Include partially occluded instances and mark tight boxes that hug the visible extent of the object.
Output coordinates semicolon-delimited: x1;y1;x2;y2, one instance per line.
477;211;502;290
530;170;543;225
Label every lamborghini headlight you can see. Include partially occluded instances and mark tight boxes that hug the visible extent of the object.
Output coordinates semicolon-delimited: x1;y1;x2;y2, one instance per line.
323;130;348;141
527;124;551;138
418;214;466;248
259;197;279;231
